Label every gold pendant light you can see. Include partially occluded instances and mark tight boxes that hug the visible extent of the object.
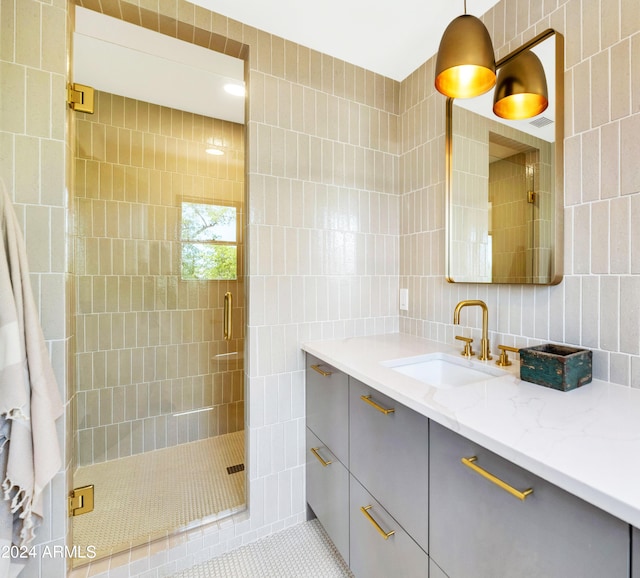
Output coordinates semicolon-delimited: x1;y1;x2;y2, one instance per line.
434;1;496;99
493;50;548;120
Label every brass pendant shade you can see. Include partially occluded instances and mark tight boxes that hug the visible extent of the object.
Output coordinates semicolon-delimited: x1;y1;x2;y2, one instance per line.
493;50;548;120
434;14;496;99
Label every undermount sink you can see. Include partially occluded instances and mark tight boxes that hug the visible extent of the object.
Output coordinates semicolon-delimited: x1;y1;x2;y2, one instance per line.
381;352;507;388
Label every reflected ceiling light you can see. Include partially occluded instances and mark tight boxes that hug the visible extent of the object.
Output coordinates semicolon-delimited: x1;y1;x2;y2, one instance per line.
434;1;496;99
205;147;224;156
224;83;245;97
493;50;548;120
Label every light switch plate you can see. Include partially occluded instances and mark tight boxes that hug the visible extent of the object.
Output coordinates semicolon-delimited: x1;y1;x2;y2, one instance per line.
399;288;409;311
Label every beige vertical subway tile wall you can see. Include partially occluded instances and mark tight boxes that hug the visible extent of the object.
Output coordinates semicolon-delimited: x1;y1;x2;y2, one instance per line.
0;0;73;576
73;92;245;465
1;0;639;576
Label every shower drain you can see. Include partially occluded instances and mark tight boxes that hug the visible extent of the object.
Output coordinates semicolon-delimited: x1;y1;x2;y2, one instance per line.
227;463;245;475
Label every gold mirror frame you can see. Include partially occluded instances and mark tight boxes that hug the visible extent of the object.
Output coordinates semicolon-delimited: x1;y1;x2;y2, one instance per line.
445;29;564;285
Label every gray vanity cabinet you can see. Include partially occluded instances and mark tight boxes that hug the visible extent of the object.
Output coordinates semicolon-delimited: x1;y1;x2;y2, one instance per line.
429;421;629;578
349;475;429;578
349;378;429;551
633;527;640;578
305;354;350;564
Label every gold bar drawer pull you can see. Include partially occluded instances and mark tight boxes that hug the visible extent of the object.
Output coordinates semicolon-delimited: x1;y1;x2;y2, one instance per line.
360;505;395;540
310;447;332;467
360;394;395;415
310;364;332;377
462;456;533;501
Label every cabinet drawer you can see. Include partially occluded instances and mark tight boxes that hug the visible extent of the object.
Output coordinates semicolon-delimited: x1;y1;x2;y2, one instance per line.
349;378;429;551
306;354;348;465
306;428;349;564
430;421;629;578
350;475;428;578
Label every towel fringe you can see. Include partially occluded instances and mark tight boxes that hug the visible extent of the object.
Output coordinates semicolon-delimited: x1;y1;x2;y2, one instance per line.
2;476;28;512
2;475;36;547
1;408;29;422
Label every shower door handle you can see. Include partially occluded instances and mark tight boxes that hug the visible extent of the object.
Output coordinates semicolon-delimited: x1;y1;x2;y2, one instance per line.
223;292;232;340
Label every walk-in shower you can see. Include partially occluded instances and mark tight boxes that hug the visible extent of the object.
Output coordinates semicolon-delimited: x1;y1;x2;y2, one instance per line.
70;7;246;562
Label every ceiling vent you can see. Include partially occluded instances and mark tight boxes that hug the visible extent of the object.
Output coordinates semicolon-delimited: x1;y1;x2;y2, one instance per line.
529;116;554;128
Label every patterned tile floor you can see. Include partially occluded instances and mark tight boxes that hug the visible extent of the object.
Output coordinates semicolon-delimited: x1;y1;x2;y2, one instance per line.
73;431;245;563
172;519;354;578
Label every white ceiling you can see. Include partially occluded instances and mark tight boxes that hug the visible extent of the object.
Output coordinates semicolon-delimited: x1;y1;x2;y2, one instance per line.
74;7;245;123
189;0;501;81
73;1;511;124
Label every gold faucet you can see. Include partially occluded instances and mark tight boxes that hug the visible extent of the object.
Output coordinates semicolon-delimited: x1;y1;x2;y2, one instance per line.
453;300;492;361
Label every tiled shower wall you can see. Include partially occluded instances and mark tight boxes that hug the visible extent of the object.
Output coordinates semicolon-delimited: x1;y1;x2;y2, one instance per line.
400;0;640;388
74;91;245;465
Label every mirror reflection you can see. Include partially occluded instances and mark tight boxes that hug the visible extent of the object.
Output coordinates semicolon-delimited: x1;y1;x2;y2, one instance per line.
446;30;563;285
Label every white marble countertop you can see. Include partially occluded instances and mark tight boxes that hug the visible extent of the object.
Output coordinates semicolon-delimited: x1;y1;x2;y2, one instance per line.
302;333;640;529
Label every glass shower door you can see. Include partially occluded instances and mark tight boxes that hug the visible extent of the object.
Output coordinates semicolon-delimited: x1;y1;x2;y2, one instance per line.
71;89;246;562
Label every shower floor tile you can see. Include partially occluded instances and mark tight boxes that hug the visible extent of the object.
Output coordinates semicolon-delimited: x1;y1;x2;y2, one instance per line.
72;431;245;563
172;519;354;578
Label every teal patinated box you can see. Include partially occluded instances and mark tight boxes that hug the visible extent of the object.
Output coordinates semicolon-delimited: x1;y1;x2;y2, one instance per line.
519;344;592;392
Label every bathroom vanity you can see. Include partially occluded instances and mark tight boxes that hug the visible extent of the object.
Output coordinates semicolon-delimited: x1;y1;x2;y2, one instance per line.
303;334;640;578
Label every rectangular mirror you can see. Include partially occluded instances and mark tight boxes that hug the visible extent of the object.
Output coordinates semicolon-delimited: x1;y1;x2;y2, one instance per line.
445;30;564;284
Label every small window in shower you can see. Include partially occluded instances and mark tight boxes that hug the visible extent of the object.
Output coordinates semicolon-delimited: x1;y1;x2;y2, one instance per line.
180;201;237;280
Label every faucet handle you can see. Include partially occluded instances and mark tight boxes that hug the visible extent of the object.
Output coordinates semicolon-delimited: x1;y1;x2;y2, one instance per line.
496;345;519;366
455;335;475;358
